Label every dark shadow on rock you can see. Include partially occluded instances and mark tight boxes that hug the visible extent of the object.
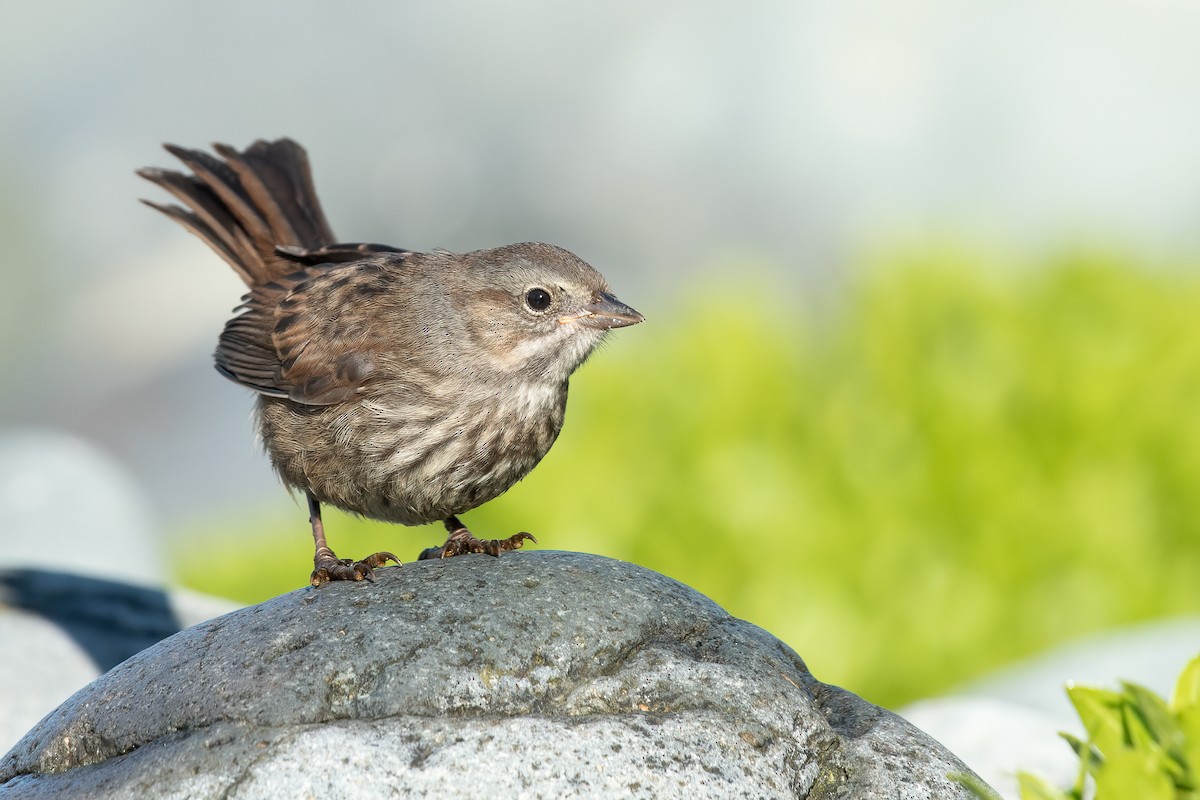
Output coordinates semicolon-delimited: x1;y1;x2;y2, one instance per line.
0;552;991;799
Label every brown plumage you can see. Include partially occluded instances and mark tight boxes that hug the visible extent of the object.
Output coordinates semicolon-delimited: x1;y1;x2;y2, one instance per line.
138;138;642;585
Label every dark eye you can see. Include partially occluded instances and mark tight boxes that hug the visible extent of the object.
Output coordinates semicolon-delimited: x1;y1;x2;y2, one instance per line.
524;287;552;312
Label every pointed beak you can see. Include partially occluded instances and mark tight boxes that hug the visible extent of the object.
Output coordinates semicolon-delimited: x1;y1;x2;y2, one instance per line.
562;292;644;330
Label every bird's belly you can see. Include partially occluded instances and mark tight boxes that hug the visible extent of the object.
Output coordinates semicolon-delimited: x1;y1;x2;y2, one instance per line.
257;386;566;525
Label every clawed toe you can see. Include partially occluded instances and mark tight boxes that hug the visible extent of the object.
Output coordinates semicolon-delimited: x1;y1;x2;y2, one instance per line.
418;528;537;561
310;551;401;586
359;551;400;570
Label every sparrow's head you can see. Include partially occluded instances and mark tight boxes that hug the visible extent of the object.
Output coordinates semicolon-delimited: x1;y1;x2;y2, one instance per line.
453;242;642;382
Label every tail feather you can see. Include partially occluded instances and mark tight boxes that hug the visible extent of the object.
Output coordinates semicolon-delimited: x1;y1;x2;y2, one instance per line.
138;138;336;287
136;179;258;284
162;144;279;263
214;140;334;249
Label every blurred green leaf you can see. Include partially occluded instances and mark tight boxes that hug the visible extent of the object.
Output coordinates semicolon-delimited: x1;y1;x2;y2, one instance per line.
1181;708;1200;792
952;771;1006;799
1027;658;1200;799
1122;681;1188;782
1093;749;1174;800
1174;655;1200;787
1014;772;1074;800
1173;655;1200;713
1067;686;1125;757
1061;732;1102;775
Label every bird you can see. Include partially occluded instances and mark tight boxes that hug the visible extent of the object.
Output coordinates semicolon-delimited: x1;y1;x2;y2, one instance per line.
137;138;642;586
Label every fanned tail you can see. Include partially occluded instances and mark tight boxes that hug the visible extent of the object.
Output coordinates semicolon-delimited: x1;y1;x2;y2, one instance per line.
137;138;336;287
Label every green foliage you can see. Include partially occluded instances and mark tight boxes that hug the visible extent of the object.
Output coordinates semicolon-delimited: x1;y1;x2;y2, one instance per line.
172;247;1200;708
962;655;1200;799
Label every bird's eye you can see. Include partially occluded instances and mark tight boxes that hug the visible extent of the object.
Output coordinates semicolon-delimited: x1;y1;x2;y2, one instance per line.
524;287;552;312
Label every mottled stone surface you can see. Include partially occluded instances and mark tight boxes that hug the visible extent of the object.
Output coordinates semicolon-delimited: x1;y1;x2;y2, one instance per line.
0;552;986;799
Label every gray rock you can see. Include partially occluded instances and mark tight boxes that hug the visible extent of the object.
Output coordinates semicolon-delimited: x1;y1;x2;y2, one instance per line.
0;552;987;799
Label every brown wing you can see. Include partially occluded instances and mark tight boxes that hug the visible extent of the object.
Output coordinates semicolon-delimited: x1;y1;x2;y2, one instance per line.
216;256;408;405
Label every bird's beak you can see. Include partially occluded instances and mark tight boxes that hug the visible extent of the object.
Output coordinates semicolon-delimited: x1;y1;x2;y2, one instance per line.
560;292;644;330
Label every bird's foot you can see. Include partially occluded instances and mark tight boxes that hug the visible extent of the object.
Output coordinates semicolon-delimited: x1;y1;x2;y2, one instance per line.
417;528;537;561
310;549;400;587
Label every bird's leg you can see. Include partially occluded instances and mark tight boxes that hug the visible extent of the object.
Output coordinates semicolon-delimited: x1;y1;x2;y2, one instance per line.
308;493;400;586
417;515;537;560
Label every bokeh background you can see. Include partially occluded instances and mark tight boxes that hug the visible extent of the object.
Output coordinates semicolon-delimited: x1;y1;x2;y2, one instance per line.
4;1;1200;711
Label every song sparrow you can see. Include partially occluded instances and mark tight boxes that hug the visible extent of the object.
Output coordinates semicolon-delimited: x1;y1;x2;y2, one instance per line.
138;139;642;586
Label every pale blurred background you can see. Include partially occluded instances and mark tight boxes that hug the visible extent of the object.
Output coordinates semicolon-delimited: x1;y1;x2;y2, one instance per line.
4;3;1200;774
5;2;1200;524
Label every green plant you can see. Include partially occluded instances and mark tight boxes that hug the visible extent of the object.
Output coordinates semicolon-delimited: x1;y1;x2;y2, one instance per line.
963;654;1200;799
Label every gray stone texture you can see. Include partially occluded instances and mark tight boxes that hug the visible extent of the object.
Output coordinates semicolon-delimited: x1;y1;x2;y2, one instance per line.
0;552;986;799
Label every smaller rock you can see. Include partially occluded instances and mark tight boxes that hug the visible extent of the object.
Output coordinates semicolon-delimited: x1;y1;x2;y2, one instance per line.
0;430;159;586
0;430;239;753
0;571;239;755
